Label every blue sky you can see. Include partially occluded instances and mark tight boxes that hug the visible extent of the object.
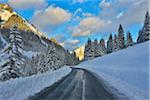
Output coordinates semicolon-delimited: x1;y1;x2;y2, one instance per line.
0;0;148;50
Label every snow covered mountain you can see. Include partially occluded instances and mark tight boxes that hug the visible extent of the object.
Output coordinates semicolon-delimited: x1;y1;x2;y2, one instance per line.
76;41;149;100
0;4;43;36
0;4;75;66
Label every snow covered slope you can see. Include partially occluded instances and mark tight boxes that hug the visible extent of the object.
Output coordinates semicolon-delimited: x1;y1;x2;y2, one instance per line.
75;41;149;100
0;66;71;100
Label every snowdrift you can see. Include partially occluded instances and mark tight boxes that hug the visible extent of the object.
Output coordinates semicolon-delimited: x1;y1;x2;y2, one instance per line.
76;41;149;100
0;66;71;100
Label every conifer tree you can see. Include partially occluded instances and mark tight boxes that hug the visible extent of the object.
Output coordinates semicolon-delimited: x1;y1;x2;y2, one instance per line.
99;38;107;55
137;12;150;42
107;34;113;53
94;39;99;57
126;31;133;47
113;34;118;51
118;24;125;49
84;38;94;60
0;24;24;81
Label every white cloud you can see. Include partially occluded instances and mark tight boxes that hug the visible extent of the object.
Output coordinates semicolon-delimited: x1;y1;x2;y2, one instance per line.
61;39;80;50
32;6;72;32
98;0;148;34
72;16;108;37
8;0;47;9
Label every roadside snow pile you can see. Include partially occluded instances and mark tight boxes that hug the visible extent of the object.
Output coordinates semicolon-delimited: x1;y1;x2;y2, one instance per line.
76;41;149;100
0;66;71;100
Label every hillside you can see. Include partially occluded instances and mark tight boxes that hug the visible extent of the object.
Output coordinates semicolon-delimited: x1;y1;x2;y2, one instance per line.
75;41;149;100
0;4;75;66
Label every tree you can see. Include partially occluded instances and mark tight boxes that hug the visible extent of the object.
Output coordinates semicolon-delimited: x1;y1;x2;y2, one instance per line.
38;43;62;73
126;31;133;47
0;24;24;81
93;39;99;57
113;34;118;51
118;24;125;49
107;34;113;53
84;38;94;60
137;30;143;43
137;12;150;43
99;38;107;56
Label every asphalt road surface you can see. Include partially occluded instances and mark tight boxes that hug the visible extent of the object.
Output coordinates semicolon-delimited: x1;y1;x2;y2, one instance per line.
28;68;128;100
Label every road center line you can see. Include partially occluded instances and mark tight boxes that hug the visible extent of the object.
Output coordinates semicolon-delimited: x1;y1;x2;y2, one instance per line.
82;79;85;100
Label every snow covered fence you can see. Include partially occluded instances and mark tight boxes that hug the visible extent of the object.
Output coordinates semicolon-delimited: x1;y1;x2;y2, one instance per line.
0;66;71;100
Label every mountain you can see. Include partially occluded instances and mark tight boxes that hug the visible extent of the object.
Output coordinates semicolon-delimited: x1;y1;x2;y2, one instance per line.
74;45;85;60
0;4;75;66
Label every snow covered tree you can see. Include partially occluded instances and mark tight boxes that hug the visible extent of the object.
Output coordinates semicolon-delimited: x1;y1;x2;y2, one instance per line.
143;11;150;41
107;34;113;53
126;31;133;47
117;24;125;49
0;24;24;81
94;39;99;57
23;55;40;76
113;34;118;52
84;38;94;60
137;11;150;43
99;38;107;56
137;30;143;43
38;43;62;73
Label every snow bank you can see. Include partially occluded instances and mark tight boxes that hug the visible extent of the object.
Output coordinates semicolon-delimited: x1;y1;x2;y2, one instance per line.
76;41;149;100
0;66;71;100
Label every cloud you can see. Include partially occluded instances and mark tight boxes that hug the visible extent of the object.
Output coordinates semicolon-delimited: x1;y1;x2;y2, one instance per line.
116;11;123;19
8;0;47;10
98;0;148;33
61;39;80;50
31;6;72;32
72;16;108;37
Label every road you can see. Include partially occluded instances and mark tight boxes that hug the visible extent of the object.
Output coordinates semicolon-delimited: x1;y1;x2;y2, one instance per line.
28;68;127;100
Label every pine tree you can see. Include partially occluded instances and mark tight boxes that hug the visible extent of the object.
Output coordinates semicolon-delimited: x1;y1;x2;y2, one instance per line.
118;24;125;49
84;38;94;60
113;34;118;51
99;38;107;56
137;12;150;43
94;39;99;57
137;30;143;43
126;31;133;47
0;25;24;81
38;43;62;73
143;11;150;41
107;34;113;53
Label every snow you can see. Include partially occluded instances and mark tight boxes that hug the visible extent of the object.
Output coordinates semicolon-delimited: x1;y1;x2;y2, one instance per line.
75;41;149;100
0;32;7;46
22;51;40;59
40;38;48;47
0;66;71;100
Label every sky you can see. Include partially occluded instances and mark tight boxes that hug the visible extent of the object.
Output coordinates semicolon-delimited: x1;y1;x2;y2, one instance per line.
0;0;149;50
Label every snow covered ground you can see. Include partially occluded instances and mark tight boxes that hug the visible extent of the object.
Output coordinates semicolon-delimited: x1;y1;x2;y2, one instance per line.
0;66;71;100
75;41;149;100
